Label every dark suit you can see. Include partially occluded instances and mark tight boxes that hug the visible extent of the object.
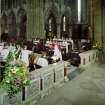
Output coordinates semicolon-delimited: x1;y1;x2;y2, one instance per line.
1;33;8;41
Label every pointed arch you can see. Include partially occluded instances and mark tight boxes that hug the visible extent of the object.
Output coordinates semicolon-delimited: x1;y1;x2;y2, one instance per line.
8;10;16;39
61;7;72;38
1;12;7;34
17;8;27;39
44;3;59;25
44;3;59;39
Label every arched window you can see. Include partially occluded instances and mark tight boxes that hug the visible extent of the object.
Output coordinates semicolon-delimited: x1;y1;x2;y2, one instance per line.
61;15;69;38
48;17;52;31
63;15;66;31
17;8;27;40
1;13;7;34
45;13;57;39
8;11;16;38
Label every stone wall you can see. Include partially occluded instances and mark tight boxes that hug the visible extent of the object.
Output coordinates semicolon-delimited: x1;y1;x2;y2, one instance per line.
25;61;65;105
26;0;45;40
81;0;88;23
102;0;105;44
1;0;73;40
79;50;98;67
87;0;105;46
93;0;102;44
1;0;104;42
0;61;65;105
0;5;27;40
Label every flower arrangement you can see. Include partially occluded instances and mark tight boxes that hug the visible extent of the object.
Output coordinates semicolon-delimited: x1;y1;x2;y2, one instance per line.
1;60;29;96
5;47;21;66
0;48;29;96
93;41;102;51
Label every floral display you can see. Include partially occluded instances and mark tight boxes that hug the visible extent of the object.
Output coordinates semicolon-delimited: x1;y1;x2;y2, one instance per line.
93;41;102;51
0;47;29;96
1;60;29;96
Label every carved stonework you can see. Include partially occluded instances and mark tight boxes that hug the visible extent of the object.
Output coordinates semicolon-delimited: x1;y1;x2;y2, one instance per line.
8;10;16;38
44;3;60;38
1;12;7;34
54;63;65;84
0;90;22;105
25;77;41;105
17;8;27;40
26;79;40;99
42;71;54;90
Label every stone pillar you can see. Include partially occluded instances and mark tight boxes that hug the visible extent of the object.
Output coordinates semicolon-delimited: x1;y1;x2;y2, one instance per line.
102;0;105;44
56;17;61;38
93;0;102;45
81;0;87;23
87;0;94;41
26;0;45;40
57;23;61;38
26;0;37;40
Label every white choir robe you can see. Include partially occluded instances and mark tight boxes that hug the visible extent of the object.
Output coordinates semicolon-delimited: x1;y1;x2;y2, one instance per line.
53;44;62;61
64;41;69;54
69;38;74;50
0;49;10;60
0;43;5;52
21;50;32;66
0;46;3;52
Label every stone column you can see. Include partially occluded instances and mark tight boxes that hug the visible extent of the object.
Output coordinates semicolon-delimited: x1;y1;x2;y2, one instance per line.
26;0;36;40
103;1;105;39
26;0;45;40
56;17;61;38
102;0;105;45
81;0;87;23
93;0;102;45
57;23;61;38
87;0;94;41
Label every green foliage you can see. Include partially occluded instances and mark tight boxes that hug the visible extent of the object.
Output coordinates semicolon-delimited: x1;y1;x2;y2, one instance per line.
5;51;15;66
5;49;21;66
0;49;29;96
1;61;29;96
92;41;102;51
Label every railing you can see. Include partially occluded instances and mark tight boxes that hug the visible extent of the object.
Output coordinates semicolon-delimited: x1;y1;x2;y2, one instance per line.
0;61;66;105
79;50;98;67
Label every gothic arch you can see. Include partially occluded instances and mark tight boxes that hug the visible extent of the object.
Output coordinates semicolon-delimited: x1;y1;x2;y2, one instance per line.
44;3;59;38
17;8;27;39
44;3;59;24
1;12;7;34
61;7;72;38
64;7;72;24
8;10;16;39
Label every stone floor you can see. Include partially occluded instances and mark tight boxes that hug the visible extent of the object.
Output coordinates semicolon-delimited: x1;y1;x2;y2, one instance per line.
37;62;105;105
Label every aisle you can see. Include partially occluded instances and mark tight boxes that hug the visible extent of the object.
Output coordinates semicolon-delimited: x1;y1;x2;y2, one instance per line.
37;63;105;105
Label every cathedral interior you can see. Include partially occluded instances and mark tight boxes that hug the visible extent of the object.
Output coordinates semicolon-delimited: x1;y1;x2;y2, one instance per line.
0;0;105;105
0;0;105;42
